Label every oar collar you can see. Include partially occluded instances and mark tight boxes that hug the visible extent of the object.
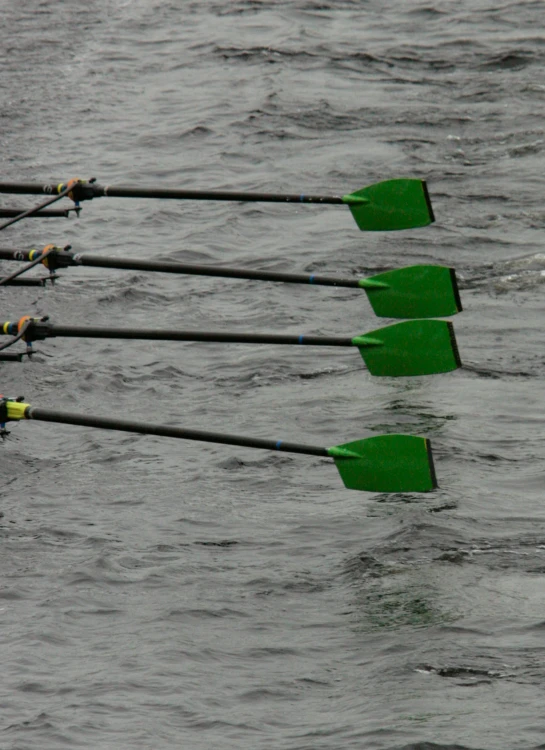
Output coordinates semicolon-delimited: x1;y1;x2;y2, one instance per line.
56;177;98;203
0;396;29;437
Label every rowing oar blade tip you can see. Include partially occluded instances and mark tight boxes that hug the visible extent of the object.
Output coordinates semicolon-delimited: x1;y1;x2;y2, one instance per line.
356;319;462;377
328;434;437;493
363;265;463;319
343;178;435;231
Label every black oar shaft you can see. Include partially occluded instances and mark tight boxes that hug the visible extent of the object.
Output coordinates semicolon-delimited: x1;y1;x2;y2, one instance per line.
0;182;345;204
101;186;344;204
1;278;48;287
0;248;361;289
36;324;355;347
0;208;71;218
81;256;361;287
0;183;49;195
24;406;329;457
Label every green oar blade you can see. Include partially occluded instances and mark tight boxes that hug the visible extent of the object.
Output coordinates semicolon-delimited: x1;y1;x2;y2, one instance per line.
328;434;436;492
342;178;434;231
362;265;462;319
354;319;461;377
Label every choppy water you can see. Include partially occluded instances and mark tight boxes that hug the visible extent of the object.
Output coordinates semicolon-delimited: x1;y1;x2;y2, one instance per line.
1;1;544;748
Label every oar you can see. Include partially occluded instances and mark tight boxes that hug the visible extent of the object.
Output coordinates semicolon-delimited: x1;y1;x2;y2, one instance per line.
0;317;33;356
3;317;461;377
0;245;57;286
0;208;76;219
0;398;437;492
0;178;435;231
0;184;73;231
0;278;53;287
0;246;461;319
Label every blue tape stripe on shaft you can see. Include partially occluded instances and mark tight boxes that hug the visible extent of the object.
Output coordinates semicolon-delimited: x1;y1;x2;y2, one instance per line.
300;194;305;201
309;275;315;284
298;335;304;344
275;440;283;450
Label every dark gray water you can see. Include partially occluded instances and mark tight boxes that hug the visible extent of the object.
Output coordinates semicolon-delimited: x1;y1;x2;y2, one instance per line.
1;1;544;748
